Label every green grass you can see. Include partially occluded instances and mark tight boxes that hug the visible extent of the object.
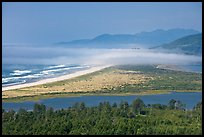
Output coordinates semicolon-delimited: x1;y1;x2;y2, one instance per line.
113;65;202;92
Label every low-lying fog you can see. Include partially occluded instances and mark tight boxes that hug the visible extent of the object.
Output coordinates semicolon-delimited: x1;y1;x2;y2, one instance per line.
2;45;201;66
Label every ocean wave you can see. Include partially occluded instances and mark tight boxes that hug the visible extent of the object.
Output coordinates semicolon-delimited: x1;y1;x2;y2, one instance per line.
2;65;91;84
2;77;19;83
41;69;63;75
21;73;44;79
2;80;26;87
41;66;89;75
10;70;31;76
2;74;43;84
47;64;66;69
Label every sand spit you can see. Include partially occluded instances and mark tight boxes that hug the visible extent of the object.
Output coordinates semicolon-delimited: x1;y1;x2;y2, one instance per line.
2;65;111;91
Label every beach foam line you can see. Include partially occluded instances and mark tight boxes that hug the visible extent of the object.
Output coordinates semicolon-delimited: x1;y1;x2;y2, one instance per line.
2;65;111;91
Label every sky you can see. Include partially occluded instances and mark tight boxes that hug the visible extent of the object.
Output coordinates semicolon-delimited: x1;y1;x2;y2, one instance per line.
2;2;202;45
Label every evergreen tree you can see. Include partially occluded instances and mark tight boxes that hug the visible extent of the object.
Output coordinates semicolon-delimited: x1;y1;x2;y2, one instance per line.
132;98;145;114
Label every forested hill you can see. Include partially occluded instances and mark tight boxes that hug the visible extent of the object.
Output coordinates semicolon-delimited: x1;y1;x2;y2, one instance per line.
152;33;202;56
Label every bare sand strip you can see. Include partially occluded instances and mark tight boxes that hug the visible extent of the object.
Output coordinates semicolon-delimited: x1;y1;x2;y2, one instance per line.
2;65;111;91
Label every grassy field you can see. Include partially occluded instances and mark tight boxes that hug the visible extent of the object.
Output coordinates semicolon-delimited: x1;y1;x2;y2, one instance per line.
2;65;202;102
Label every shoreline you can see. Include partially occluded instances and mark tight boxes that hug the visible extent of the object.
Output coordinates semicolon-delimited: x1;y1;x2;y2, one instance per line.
2;90;202;103
2;65;111;91
2;64;202;102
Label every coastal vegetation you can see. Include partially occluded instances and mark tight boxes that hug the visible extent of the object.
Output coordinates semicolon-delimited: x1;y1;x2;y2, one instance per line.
2;98;202;135
2;65;202;102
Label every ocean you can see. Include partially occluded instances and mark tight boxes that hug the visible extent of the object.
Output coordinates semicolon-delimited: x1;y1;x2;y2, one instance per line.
2;64;91;87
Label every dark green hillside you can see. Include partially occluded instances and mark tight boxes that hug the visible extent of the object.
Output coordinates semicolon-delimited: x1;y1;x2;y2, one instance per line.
154;33;202;56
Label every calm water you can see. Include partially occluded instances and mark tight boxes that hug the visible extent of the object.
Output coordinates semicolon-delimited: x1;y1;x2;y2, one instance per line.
176;64;202;73
2;92;202;111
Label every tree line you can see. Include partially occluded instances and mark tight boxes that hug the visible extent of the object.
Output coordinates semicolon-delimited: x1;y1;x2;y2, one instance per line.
2;98;202;135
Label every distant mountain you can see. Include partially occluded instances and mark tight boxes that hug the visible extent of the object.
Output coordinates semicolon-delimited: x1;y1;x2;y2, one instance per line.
55;28;200;48
152;33;202;56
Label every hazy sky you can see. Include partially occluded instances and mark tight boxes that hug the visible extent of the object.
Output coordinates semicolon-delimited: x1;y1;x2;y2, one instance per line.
2;2;202;45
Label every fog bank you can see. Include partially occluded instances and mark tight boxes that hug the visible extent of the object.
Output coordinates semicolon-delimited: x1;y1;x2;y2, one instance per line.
2;46;201;66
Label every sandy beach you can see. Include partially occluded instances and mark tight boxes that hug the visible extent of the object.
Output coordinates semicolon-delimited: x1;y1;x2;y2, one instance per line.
2;65;111;91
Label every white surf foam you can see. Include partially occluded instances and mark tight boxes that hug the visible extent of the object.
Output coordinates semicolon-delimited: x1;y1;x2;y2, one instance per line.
47;64;66;69
41;66;89;75
2;65;91;85
2;80;26;87
2;77;19;83
20;73;44;79
2;74;43;84
10;70;31;76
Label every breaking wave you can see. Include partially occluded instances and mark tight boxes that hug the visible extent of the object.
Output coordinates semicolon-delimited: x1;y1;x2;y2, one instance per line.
47;64;66;69
2;64;91;87
10;70;32;76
